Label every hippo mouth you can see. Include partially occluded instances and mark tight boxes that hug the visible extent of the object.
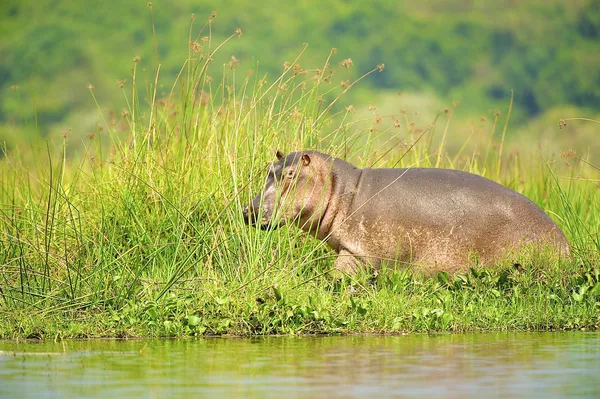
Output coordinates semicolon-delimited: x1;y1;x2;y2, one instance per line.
243;205;283;230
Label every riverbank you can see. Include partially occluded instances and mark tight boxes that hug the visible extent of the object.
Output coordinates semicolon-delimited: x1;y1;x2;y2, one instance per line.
2;256;599;340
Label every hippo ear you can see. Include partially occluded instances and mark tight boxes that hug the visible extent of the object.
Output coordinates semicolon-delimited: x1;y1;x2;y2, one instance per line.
301;154;311;166
276;150;285;160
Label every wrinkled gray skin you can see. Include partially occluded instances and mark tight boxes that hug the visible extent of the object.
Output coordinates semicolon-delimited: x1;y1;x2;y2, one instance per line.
243;151;570;274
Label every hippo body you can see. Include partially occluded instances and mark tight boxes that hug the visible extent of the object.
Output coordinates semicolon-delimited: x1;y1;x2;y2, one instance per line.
244;151;569;274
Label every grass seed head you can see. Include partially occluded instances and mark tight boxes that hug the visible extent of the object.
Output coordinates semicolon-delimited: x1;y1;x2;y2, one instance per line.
341;58;353;69
190;41;202;53
560;148;576;160
293;63;304;75
558;119;567;129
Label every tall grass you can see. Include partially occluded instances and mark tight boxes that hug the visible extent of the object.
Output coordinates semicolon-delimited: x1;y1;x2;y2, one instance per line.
0;16;599;339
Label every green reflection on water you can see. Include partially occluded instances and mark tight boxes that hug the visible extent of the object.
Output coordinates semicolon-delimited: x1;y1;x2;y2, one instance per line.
1;332;599;398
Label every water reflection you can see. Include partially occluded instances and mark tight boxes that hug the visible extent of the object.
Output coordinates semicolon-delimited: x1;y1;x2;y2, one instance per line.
1;333;599;398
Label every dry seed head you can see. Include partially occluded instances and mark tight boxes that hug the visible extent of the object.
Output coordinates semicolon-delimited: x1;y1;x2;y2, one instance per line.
368;104;378;111
346;105;355;113
191;13;196;22
206;75;213;83
340;80;350;88
331;48;337;54
283;61;291;70
341;58;353;69
278;84;287;92
394;119;401;128
229;55;239;69
10;84;19;91
121;109;130;118
293;63;304;75
399;108;407;114
495;111;501;117
115;79;126;88
558;119;567;129
87;83;94;90
480;116;487;122
235;27;243;38
147;2;152;7
560;148;576;160
133;56;141;63
87;133;96;140
318;97;325;104
452;100;460;106
190;41;202;52
201;36;209;43
376;63;385;71
374;114;382;124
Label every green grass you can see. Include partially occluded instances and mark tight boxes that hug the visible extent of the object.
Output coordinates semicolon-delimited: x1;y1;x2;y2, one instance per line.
0;28;599;340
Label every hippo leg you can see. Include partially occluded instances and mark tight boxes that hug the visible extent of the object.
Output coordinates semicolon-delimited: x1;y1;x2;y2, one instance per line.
333;249;361;274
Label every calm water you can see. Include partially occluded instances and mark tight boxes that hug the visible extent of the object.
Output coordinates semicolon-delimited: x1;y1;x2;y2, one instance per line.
1;332;599;398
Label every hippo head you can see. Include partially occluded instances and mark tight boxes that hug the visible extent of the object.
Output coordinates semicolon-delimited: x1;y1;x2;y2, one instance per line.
243;151;332;231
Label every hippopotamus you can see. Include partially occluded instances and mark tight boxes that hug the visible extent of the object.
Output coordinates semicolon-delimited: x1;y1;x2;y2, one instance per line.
243;150;570;274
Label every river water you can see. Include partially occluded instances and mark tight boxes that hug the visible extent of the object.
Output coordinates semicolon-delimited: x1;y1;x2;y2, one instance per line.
1;332;599;398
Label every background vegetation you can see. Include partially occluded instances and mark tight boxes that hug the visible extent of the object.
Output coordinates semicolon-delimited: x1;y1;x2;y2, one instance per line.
1;0;600;161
